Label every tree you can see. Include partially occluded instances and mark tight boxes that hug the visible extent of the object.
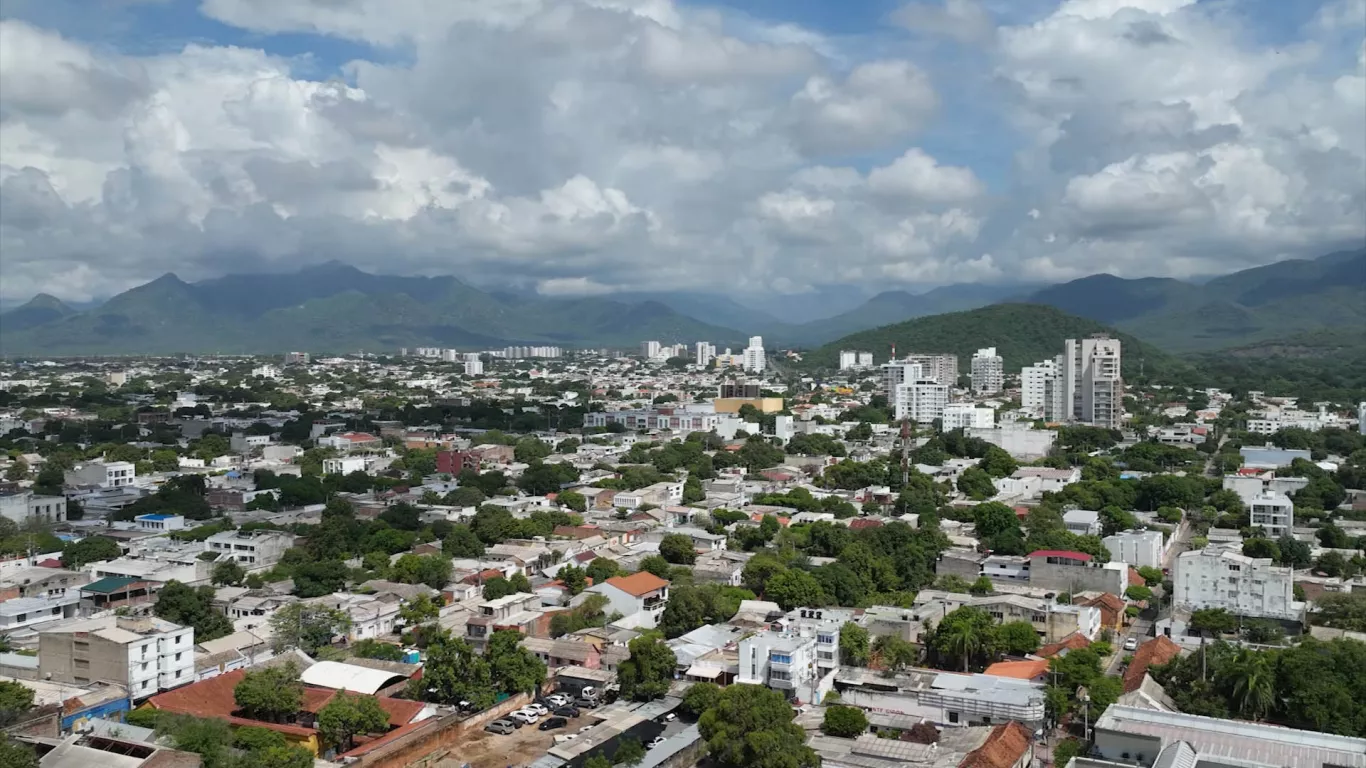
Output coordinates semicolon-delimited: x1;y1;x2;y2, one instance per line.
586;557;622;584
444;486;486;507
741;553;787;595
1242;538;1280;561
660;533;698;565
997;621;1040;656
211;560;246;586
585;754;612;768
487;629;546;694
681;681;722;718
398;594;441;631
839;622;870;666
613;736;647;767
969;576;994;596
154;581;233;642
4;458;28;482
1189;608;1237;636
972;502;1019;539
1217;648;1276;721
822;705;869;737
352;639;405;661
956;467;997;501
639;555;673;579
559;565;587;596
873;635;918;673
483;577;515;600
317;691;390;752
618;636;677;701
442;524;485;558
0;681;35;726
698;684;818;768
1275;534;1313;568
269;604;352;654
931;607;997;672
558;490;587;513
234;662;304;723
1125;585;1153;603
412;630;494;710
1052;738;1083;768
1136;566;1165;585
765;569;825;611
659;585;708;639
61;536;121;569
391;554;452;589
510;572;532;593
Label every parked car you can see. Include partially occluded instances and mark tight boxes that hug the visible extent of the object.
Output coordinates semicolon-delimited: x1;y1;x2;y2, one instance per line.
539;717;569;731
649;736;667;748
1124;637;1139;651
546;693;571;706
484;720;516;735
510;710;538;725
553;706;580;718
575;697;599;709
525;703;549;716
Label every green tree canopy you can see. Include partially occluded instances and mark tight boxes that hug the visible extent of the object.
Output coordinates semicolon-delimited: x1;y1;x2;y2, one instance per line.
234;662;304;723
618;636;677;702
697;684;818;768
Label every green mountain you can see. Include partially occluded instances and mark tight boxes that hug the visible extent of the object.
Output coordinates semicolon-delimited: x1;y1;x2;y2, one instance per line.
807;303;1180;378
0;264;744;355
1023;248;1366;351
0;293;75;332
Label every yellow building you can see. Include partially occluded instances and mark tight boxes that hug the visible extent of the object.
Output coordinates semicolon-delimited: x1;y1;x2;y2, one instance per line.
713;397;784;414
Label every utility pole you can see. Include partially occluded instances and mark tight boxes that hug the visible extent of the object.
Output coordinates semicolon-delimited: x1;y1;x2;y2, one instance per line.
900;416;911;489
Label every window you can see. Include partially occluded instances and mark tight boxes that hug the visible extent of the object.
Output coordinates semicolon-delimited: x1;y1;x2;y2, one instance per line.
948;712;959;724
769;669;791;681
817;634;835;645
142;681;149;690
770;653;792;664
175;652;182;661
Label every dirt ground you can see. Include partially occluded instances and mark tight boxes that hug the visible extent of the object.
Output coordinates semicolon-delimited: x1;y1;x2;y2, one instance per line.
438;712;592;768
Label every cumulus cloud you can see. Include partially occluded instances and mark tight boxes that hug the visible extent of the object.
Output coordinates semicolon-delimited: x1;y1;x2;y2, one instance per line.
0;0;1361;301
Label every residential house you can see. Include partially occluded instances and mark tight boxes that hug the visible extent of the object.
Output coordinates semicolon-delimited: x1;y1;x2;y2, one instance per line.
586;572;670;629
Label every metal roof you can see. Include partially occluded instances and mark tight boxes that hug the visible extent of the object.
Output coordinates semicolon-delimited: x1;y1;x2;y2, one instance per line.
1096;705;1366;768
299;660;408;695
79;576;142;594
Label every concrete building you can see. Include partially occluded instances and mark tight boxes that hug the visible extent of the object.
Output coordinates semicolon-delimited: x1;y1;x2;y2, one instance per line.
942;403;994;431
905;354;959;386
966;426;1057;461
1103;530;1164;569
834;666;1047;729
1028;550;1129;595
134;513;185;532
1062;336;1123;428
1171;545;1299;621
1240;446;1312;469
1021;358;1063;419
205;530;293;567
587;572;670;629
0;490;68;525
970;348;1004;395
1063;509;1102;537
743;336;766;373
738;629;831;704
229;433;272;453
1248;490;1294;537
322;455;372;475
463;358;484;375
584;407;721;432
40;615;195;699
0;594;82;635
839;351;858;370
695;341;716;367
895;380;950;425
882;361;923;402
64;460;136;489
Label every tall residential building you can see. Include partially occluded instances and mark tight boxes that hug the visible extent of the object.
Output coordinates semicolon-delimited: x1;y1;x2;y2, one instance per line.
857;351;873;367
283;351;310;365
743;336;766;373
1062;336;1123;428
1021;358;1062;419
905;353;959;386
719;381;762;399
1172;545;1298;621
463;359;484;376
695;341;716;367
1359;401;1366;435
641;340;662;360
970;347;1004;394
895;380;949;425
881;361;923;403
1248;490;1294;537
40;616;195;700
839;350;858;370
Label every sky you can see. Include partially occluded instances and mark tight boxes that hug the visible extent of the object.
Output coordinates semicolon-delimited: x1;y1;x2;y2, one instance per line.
0;0;1363;303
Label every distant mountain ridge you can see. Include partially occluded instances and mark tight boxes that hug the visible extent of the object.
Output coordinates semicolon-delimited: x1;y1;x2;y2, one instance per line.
0;264;746;355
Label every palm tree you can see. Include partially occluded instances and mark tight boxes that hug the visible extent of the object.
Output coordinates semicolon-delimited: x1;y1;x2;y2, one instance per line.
943;621;984;672
1219;649;1276;720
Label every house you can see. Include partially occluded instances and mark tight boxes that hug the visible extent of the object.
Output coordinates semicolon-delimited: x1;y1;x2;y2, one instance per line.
586;572;670;629
316;431;382;451
0;567;91;601
1027;550;1128;595
205;529;293;567
134;513;185;532
1122;636;1182;694
465;592;548;651
983;659;1050;682
64;460;136;489
1076;593;1127;631
0;490;68;525
436;450;481;474
1062;509;1101;536
520;636;604;670
833;667;1046;729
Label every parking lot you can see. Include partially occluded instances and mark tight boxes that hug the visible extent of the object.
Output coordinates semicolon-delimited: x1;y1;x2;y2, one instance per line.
439;709;598;768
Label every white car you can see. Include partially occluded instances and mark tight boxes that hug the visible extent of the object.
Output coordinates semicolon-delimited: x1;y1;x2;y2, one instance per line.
546;694;571;707
1124;637;1139;652
649;737;667;748
510;710;539;725
525;703;549;716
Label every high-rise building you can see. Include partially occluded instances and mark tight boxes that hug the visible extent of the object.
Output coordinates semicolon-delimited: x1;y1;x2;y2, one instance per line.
905;353;958;386
839;350;858;370
881;361;923;402
442;348;460;362
719;381;762;399
642;340;662;360
1062;336;1123;428
1021;358;1065;420
463;359;484;376
857;352;874;368
743;336;766;373
970;347;1004;394
695;341;716;367
284;352;310;365
1359;401;1365;435
894;380;949;425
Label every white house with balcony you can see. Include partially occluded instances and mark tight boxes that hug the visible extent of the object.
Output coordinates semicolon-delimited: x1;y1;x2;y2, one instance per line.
1172;544;1301;622
586;572;670;629
1248;490;1294;538
64;460;136;489
204;530;293;567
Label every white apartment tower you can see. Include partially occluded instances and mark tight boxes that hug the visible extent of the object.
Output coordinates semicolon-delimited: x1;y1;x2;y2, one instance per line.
743;336;766;373
1062;336;1123;428
839;351;858;371
1021;358;1066;421
895;380;950;425
881;361;923;402
906;353;959;386
1248;490;1294;538
695;341;716;367
970;347;1004;394
641;341;662;360
1173;545;1298;621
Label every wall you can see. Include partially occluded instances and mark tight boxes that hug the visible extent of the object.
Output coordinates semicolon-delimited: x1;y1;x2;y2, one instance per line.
1030;561;1126;595
352;691;532;768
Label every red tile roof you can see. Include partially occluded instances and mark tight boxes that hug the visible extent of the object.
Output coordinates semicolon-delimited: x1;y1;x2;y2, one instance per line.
959;721;1032;768
1037;632;1091;658
983;659;1050;680
1123;635;1181;693
604;571;669;597
848;518;884;530
1128;569;1146;587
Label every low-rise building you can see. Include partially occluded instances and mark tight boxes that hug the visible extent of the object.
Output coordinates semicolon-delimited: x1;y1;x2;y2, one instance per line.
205;529;294;567
834;666;1047;730
64;460;136;489
1028;550;1128;595
586;572;670;629
39;615;195;700
1171;545;1300;622
1248;490;1294;537
0;490;68;525
134;513;185;532
1102;530;1164;569
1062;510;1101;537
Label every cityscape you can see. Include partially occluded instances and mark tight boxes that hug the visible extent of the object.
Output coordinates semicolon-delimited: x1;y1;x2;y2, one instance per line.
0;0;1364;768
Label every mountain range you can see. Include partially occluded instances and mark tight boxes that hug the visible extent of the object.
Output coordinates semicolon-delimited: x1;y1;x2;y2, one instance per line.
1;247;1360;356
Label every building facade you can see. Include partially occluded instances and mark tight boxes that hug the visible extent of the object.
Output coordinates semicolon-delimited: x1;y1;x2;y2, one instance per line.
970;348;1004;394
1172;545;1299;621
1247;490;1294;537
1062;336;1123;428
40;616;195;699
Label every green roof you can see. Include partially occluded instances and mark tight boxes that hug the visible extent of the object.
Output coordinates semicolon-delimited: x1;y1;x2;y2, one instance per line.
80;576;141;594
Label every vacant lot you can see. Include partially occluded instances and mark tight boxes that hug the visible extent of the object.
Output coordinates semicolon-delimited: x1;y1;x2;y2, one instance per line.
439;712;594;768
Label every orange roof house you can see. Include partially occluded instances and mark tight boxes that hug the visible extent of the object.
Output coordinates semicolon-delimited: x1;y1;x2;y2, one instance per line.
959;721;1033;768
603;572;669;597
1122;635;1181;693
1037;632;1091;658
982;659;1050;681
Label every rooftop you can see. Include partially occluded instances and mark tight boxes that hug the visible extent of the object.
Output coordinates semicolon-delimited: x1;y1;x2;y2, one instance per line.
299;660;409;695
1095;705;1366;768
1123;636;1182;694
603;571;670;597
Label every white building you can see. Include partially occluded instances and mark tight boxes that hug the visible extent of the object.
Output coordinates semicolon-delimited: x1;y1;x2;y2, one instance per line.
1063;509;1102;537
1359;401;1365;436
64;460;136;489
737;628;829;704
1062;336;1123;428
641;340;662;360
839;351;858;371
882;361;923;402
1102;529;1164;569
894;380;950;425
322;455;372;475
229;433;272;453
695;341;716;367
585;572;670;629
970;348;1004;394
0;594;81;635
1172;545;1299;621
583;407;720;432
205;530;294;567
135;514;186;532
463;359;484;376
743;336;766;373
942;403;995;431
905;353;959;386
0;490;67;525
857;352;874;368
1248;490;1294;538
1021;359;1063;419
39;615;195;699
250;364;279;379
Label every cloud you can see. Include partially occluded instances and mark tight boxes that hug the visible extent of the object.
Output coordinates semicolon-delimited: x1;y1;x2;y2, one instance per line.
0;0;1361;302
